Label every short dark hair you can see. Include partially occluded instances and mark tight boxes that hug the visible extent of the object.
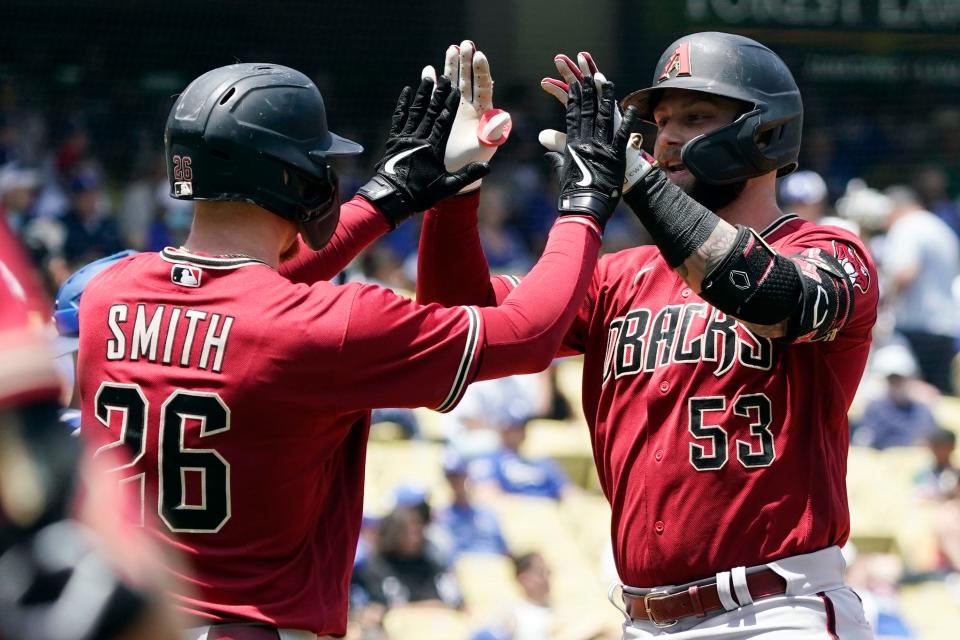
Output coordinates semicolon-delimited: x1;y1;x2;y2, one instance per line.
513;551;542;577
927;427;956;447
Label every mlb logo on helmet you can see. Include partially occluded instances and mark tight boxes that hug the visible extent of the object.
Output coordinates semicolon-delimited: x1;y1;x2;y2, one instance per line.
174;181;193;197
171;264;202;287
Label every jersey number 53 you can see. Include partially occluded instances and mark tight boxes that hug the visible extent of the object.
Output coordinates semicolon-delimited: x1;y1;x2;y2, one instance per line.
687;393;775;471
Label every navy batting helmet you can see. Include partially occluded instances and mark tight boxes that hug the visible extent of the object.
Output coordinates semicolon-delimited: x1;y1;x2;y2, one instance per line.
52;250;137;357
621;32;802;186
164;63;363;250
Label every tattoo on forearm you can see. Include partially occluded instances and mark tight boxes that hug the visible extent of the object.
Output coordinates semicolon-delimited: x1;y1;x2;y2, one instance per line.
696;223;739;273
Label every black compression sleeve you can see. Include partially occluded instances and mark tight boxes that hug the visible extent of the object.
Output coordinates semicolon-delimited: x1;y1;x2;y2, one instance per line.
623;169;720;268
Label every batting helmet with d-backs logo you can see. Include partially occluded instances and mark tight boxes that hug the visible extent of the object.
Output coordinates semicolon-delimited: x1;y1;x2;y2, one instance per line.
165;63;363;249
621;32;802;186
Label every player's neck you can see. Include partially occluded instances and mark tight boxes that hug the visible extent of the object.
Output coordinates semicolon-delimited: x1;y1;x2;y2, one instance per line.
716;173;783;231
184;202;291;269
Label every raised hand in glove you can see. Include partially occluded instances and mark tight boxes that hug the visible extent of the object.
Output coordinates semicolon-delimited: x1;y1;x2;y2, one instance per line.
546;77;637;229
358;75;490;228
540;52;655;194
422;40;512;193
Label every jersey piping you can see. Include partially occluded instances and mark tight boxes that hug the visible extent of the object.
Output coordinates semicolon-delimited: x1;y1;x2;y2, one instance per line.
758;214;799;239
434;305;482;413
160;247;271;270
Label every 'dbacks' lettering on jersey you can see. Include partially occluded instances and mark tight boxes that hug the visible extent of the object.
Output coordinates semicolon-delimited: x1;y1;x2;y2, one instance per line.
502;215;878;586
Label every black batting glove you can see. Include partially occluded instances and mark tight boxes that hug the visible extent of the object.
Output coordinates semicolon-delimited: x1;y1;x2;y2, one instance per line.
359;76;491;228
545;78;636;230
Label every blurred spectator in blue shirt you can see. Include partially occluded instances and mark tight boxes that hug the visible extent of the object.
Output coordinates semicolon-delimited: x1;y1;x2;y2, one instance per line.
434;451;508;561
470;417;569;502
60;168;123;265
853;345;938;449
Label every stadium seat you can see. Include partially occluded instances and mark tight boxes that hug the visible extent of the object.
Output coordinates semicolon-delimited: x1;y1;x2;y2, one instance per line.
522;419;594;488
382;606;471;640
364;441;449;513
412;407;449;442
933;395;960;436
454;553;522;620
554;356;585;416
898;580;960;639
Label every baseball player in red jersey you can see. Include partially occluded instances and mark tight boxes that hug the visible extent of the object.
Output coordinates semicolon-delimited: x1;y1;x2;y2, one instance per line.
418;33;878;638
0;230;181;640
77;54;635;639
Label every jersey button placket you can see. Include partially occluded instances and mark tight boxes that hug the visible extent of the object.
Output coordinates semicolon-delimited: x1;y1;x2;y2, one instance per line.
654;520;665;534
659;381;669;393
654;449;663;462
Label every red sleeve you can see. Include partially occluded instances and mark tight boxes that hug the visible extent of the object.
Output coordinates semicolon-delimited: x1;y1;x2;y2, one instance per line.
416;192;498;306
475;218;600;379
417;194;596;358
280;196;390;284
336;218;602;412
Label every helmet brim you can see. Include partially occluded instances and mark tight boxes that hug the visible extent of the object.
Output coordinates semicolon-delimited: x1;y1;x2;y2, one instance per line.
620;78;758;124
310;131;364;160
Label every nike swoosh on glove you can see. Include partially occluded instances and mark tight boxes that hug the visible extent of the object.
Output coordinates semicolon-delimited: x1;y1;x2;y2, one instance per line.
358;75;491;228
540;52;655;195
546;77;636;230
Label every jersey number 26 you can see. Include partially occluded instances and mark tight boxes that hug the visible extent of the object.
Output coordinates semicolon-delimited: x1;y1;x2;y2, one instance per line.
93;382;230;534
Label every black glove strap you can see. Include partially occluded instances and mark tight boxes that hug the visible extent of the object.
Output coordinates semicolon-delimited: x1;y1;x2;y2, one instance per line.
357;175;415;229
558;191;615;227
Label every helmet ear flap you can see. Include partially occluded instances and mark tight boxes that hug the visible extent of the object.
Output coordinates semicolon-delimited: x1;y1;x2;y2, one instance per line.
296;178;341;250
682;108;801;186
681;109;763;185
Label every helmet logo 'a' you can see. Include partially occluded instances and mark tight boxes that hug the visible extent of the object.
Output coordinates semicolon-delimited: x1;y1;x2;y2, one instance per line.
659;43;692;82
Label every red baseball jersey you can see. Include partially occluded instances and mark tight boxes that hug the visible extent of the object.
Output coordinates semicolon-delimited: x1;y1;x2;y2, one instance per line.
75;212;599;635
561;215;877;586
458;214;877;586
77;249;486;634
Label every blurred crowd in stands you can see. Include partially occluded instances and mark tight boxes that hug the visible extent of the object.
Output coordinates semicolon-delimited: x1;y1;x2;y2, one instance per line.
3;73;960;640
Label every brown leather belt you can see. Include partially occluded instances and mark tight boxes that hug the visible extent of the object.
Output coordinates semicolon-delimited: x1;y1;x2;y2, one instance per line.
622;568;786;628
203;624;282;640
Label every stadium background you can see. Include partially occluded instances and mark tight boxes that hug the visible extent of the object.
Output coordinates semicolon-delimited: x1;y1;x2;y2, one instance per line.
2;1;960;638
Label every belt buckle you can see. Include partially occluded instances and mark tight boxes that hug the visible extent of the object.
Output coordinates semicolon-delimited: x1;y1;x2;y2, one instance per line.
643;590;679;628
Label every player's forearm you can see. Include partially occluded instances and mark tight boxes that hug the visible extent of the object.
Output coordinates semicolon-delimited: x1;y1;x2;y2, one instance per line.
675;217;738;292
674;220;794;337
417;192;499;306
476;218;600;379
626;171;791;336
280;196;390;284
